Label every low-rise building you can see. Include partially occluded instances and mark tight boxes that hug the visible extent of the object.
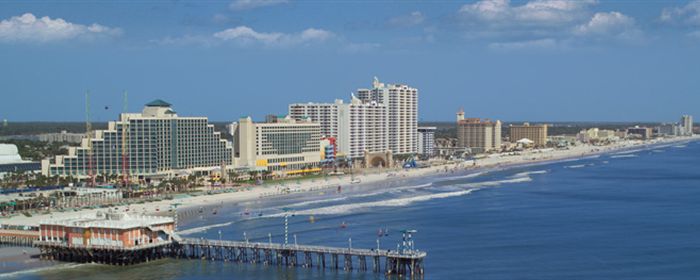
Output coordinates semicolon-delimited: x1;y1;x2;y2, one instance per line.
37;131;85;143
0;144;40;178
38;211;175;248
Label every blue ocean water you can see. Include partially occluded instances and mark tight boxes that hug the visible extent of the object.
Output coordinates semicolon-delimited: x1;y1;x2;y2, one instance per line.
3;140;700;279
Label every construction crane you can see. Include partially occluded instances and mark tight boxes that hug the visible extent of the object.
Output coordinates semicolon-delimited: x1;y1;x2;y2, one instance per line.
121;91;130;188
85;91;96;188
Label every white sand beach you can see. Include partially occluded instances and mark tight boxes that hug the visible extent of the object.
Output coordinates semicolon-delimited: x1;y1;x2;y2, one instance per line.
2;136;697;228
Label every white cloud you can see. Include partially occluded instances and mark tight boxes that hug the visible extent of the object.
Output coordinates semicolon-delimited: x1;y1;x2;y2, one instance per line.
0;13;121;43
213;26;334;47
574;12;642;41
459;0;596;26
388;11;425;27
660;0;700;25
229;0;287;11
488;38;560;51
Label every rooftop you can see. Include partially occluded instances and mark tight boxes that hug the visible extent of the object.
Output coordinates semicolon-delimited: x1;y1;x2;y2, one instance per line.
41;211;174;229
145;99;172;107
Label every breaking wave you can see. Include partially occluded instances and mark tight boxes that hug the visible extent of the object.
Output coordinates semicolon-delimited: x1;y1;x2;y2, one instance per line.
178;221;234;235
513;170;548;177
611;154;638;159
281;189;479;216
0;263;91;278
272;176;534;216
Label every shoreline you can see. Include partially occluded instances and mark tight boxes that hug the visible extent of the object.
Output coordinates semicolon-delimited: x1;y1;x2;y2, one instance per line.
1;136;697;228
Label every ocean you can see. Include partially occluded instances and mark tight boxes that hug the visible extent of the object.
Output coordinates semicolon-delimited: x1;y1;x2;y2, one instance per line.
3;140;699;279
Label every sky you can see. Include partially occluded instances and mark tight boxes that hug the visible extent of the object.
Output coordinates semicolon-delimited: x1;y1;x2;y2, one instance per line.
0;0;699;123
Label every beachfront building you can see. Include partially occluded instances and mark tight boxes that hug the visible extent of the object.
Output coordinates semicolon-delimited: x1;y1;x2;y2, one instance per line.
356;77;418;155
508;123;548;147
657;123;682;137
38;211;175;248
41;100;232;180
627;126;653;139
0;143;40;178
289;77;417;159
232;115;323;175
289;96;388;159
576;128;620;143
417;127;436;156
681;115;694;136
456;110;501;154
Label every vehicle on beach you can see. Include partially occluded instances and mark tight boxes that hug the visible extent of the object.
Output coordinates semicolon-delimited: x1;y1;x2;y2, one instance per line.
351;178;361;184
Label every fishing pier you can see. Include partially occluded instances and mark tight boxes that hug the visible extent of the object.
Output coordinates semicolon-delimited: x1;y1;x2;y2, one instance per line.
27;211;427;276
174;231;426;276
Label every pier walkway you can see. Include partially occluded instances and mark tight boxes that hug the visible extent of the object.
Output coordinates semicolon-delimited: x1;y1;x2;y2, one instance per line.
175;237;426;276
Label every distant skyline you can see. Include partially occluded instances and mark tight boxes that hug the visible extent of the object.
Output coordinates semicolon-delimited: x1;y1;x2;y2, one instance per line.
1;0;699;123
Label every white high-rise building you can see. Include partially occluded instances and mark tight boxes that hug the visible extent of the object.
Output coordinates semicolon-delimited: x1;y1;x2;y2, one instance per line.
356;77;418;155
289;97;387;159
681;115;694;136
288;102;339;139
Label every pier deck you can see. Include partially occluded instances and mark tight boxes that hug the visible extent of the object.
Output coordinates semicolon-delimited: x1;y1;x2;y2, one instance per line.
175;238;426;276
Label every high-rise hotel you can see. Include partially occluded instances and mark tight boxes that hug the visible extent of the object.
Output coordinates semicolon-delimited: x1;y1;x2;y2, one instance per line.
289;77;417;159
456;110;502;153
232;115;323;174
41;100;232;179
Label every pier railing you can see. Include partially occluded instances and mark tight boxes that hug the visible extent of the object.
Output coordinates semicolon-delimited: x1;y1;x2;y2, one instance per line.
174;238;426;276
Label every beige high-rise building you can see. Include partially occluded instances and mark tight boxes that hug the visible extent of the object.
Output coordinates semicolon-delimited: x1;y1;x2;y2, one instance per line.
456;111;501;153
509;123;548;147
232;116;322;175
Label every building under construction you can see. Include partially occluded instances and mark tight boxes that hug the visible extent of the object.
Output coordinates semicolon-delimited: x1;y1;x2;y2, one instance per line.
41;100;233;180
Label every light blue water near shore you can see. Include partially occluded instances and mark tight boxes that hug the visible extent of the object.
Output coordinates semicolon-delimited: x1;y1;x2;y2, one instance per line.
3;140;700;279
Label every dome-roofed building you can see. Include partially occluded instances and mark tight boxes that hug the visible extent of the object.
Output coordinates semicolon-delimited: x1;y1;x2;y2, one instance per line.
0;144;24;165
0;143;40;178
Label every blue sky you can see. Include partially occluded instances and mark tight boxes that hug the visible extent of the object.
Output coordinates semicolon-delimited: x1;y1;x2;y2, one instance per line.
0;0;699;123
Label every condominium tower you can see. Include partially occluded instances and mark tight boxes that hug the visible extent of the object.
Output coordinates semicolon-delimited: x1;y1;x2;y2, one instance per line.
417;127;436;156
42;100;232;179
289;77;417;159
356;77;418;155
289;96;387;158
456;110;502;153
681;115;694;136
